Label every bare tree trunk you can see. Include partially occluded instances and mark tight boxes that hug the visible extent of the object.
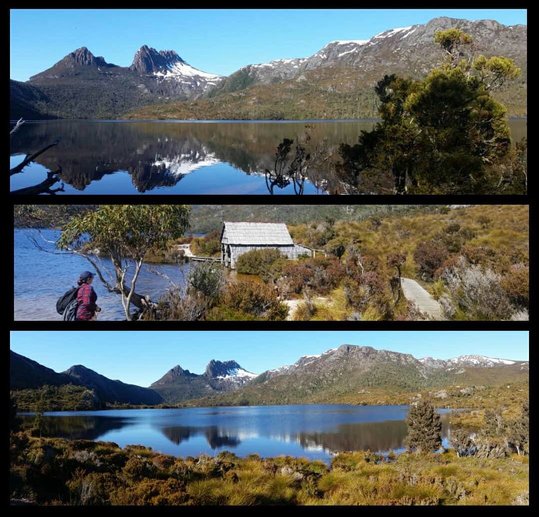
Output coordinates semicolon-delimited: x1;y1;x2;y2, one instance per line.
11;169;64;195
10;140;60;176
10;118;25;135
123;259;144;321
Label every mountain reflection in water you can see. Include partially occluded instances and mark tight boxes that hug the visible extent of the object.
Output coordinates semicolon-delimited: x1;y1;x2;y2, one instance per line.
17;406;452;462
10;120;526;195
10;120;375;194
162;426;241;449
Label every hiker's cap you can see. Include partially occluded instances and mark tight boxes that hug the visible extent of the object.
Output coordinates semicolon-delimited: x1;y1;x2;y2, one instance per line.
79;271;94;280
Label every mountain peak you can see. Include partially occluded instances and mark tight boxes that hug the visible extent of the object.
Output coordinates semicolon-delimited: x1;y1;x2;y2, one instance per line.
205;360;244;378
65;364;95;375
336;344;376;354
160;50;181;61
66;47;108;67
150;364;198;387
130;45;185;74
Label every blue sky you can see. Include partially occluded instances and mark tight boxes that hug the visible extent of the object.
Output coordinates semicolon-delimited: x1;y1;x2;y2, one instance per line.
10;9;527;81
10;331;528;387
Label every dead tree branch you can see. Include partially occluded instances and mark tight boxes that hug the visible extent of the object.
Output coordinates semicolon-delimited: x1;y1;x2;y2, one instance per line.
10;140;60;176
10;118;25;135
11;169;64;195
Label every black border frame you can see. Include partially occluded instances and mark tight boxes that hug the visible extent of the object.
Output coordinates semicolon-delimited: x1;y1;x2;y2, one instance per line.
6;1;534;513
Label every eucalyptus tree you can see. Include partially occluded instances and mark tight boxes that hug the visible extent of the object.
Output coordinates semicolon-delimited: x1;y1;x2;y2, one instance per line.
57;205;190;320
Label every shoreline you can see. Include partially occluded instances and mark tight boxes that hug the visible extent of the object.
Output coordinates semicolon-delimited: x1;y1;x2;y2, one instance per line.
10;116;527;123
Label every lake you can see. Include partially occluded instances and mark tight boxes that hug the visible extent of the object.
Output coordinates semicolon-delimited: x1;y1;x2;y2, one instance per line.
14;228;190;321
19;405;452;463
9;119;526;195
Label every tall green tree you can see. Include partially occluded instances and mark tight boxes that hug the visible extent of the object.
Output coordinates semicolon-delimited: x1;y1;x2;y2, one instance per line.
58;205;190;320
338;29;522;194
405;400;442;453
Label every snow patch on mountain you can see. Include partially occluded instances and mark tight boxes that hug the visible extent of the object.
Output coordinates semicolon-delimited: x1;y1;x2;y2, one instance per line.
216;368;258;380
251;57;306;69
338;48;360;58
330;39;369;45
419;354;519;369
450;355;516;366
155;61;220;82
400;27;417;39
374;26;413;39
152;154;220;176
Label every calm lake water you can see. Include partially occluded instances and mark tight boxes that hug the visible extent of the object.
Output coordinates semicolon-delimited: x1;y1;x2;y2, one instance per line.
20;405;452;462
12;118;524;195
14;228;190;321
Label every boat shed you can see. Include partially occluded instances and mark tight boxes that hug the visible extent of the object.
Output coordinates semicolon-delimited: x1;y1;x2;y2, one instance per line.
220;222;312;268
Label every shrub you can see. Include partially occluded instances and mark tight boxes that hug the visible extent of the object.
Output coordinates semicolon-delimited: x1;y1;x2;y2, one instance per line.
414;241;448;280
214;280;288;320
500;264;529;308
441;258;515;320
67;471;117;505
450;428;476;457
325;237;347;258
343;271;393;319
461;245;499;269
280;257;346;296
153;289;209;321
188;262;226;301
123;456;158;481
236;248;283;277
190;230;221;257
405;400;442;453
437;226;475;254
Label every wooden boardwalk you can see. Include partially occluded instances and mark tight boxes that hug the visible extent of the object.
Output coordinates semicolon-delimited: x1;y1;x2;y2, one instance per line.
176;244;220;263
400;277;444;320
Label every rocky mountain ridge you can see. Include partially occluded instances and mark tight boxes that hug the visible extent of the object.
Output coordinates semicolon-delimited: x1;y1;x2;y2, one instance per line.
150;359;256;402
10;17;527;119
10;345;527;407
10;351;162;405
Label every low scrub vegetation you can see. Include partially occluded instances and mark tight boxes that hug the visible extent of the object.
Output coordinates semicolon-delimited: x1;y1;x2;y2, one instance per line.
10;432;528;505
12;386;101;412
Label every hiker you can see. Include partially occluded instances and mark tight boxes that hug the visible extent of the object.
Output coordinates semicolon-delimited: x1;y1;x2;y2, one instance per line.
76;271;101;321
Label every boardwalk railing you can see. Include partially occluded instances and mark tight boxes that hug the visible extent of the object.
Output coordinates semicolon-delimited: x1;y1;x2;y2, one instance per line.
176;244;221;263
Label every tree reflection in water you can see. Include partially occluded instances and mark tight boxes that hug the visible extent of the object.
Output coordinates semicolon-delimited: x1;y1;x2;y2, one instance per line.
18;415;129;441
17;410;452;458
264;138;307;195
10;121;358;194
298;416;450;454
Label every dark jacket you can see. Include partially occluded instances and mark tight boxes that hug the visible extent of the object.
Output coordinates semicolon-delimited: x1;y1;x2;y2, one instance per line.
76;283;97;320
